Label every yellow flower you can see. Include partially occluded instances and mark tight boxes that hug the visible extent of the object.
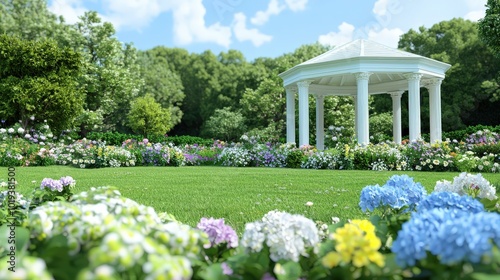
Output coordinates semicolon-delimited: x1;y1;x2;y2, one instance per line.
322;252;342;268
323;219;385;269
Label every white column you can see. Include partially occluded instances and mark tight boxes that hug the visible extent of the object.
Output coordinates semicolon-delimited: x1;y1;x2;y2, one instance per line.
297;80;313;147
404;73;423;142
353;95;358;138
285;86;297;144
427;78;443;143
315;95;325;150
354;72;372;145
389;91;404;144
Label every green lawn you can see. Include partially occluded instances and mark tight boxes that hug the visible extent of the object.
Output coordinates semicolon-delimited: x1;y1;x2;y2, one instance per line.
3;166;500;233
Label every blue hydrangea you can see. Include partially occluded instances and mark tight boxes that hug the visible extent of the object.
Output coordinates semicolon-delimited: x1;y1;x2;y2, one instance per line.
417;191;484;214
359;175;427;212
359;185;402;212
391;208;470;267
429;212;500;264
385;175;427;207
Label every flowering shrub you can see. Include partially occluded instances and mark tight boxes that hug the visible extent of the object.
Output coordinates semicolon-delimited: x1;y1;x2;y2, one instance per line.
1;172;500;279
322;219;385;278
217;146;252;167
241;210;319;262
359;175;427;213
392;208;500;276
301;150;341;169
434;172;497;200
0;256;53;280
24;186;209;279
0;182;28;226
29;176;76;208
197;218;238;249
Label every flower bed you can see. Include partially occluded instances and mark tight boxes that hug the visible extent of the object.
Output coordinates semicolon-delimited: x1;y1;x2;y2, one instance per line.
1;172;499;279
1;121;500;172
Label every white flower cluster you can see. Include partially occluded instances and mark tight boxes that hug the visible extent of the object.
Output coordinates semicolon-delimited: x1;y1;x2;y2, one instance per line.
434;172;497;200
241;210;320;262
26;187;208;279
0;190;28;208
0;256;53;280
217;147;252;167
301;151;340;170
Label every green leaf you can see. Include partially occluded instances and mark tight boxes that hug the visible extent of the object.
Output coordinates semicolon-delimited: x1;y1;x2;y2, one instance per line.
0;225;29;256
198;263;227;280
276;261;302;280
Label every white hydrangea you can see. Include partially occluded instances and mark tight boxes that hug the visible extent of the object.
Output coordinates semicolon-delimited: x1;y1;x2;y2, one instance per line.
241;210;319;262
434;172;497;200
0;256;53;280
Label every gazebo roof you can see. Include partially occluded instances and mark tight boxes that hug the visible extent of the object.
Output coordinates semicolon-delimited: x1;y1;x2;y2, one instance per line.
279;39;451;95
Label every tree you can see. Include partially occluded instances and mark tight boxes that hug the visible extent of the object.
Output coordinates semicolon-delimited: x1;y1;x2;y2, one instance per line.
0;0;71;43
0;35;83;133
241;43;338;142
391;18;500;131
70;11;143;133
127;94;171;137
201;108;247;141
479;0;500;101
139;49;185;128
479;0;500;57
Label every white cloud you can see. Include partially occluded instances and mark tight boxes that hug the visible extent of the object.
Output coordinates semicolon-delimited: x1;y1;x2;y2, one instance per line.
171;0;232;48
373;0;389;16
465;10;485;21
463;0;486;22
318;22;355;47
251;0;285;26
368;27;404;47
251;0;308;25
233;13;272;47
48;0;87;24
48;0;232;48
101;0;174;30
285;0;308;12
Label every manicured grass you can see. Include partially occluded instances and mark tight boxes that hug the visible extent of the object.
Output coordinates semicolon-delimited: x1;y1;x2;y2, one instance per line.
3;166;500;233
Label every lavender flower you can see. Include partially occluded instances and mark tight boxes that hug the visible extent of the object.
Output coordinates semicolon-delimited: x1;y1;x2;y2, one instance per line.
40;178;63;192
59;176;76;188
197;217;238;248
221;262;233;275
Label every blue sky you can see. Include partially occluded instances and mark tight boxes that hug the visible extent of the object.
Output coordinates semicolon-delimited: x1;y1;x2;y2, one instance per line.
47;0;487;61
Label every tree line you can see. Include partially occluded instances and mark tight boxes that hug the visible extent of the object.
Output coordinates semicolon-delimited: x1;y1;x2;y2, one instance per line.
1;0;499;142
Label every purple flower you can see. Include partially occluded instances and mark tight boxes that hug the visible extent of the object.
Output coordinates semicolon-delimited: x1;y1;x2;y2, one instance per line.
221;262;233;275
261;273;276;280
59;176;75;187
40;178;63;192
197;217;238;248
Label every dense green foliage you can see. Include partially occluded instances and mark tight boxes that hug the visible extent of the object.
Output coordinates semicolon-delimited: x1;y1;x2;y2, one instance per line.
0;35;83;133
386;18;500;132
127;94;171;137
479;0;500;57
0;0;499;141
86;132;214;146
201;107;247;141
479;0;500;102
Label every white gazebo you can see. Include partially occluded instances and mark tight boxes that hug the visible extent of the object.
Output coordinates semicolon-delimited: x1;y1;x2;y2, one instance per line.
278;39;451;150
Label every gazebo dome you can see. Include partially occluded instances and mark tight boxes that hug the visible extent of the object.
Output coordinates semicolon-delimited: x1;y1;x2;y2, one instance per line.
279;39;451;149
